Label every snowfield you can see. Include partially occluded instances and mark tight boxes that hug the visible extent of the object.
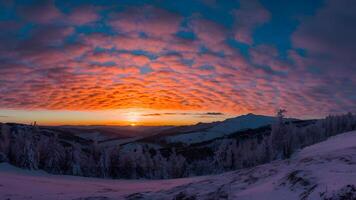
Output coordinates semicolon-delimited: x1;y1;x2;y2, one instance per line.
1;131;356;200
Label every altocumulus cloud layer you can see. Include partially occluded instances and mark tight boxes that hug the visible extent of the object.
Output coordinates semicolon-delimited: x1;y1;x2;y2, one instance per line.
0;0;355;118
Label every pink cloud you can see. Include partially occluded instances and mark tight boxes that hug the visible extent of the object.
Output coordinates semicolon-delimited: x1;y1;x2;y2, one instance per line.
189;18;234;54
109;5;182;37
249;45;290;72
1;2;354;118
232;0;270;44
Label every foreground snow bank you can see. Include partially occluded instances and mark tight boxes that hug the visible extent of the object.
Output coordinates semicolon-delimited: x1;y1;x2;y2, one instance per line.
0;162;203;200
1;131;356;200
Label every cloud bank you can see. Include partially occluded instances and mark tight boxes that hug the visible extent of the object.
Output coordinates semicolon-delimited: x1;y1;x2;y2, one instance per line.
0;0;355;119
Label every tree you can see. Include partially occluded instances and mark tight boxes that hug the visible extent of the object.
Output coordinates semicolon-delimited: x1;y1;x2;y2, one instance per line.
40;135;65;173
270;109;288;159
67;143;82;176
97;147;111;177
167;149;186;178
0;124;10;162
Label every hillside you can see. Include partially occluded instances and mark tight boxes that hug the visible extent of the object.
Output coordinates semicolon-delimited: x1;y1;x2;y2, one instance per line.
0;113;354;179
1;130;355;200
132;130;356;200
140;113;278;145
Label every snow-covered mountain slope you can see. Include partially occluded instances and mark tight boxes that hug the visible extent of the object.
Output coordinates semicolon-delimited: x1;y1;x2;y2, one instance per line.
1;130;355;200
134;130;356;200
163;113;277;144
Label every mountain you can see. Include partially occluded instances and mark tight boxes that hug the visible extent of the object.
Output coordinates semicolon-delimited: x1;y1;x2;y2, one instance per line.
160;113;278;144
1;130;355;200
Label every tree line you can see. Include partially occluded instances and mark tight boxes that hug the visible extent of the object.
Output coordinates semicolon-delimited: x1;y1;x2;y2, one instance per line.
0;112;355;179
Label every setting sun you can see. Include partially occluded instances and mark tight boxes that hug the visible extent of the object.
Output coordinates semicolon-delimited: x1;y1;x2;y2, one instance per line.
127;112;140;123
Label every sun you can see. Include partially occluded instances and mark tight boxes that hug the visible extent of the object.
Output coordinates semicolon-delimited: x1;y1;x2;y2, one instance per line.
126;111;140;126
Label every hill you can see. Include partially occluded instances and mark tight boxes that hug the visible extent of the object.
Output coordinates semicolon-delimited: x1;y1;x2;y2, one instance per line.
0;130;355;200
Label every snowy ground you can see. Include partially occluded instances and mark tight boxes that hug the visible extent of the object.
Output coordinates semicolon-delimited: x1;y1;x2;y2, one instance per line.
1;131;356;200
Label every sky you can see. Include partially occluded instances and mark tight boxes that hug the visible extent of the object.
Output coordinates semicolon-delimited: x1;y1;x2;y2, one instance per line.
0;0;355;125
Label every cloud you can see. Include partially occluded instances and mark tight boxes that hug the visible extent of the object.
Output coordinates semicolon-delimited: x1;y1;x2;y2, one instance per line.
292;0;356;55
109;5;182;37
17;0;99;25
66;5;100;25
0;1;355;119
18;0;62;24
249;44;290;72
232;0;270;44
289;0;356;115
142;112;224;117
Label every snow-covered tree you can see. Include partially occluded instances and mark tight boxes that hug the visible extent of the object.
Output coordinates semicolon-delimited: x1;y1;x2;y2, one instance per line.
7;126;39;169
66;143;82;176
167;148;187;178
97;147;111;177
0;124;10;162
39;135;65;173
270;109;288;159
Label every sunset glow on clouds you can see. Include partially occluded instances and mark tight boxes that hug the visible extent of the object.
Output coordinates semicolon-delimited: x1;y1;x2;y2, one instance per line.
0;0;355;125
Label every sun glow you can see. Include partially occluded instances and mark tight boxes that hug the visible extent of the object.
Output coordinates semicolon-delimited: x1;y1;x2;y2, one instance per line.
127;111;140;124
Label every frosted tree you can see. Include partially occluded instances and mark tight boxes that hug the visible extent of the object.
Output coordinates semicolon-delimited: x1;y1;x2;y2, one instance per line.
109;147;121;178
152;149;168;178
135;145;156;178
214;139;236;171
66;143;82;176
282;123;298;158
7;126;39;169
119;154;136;178
270;109;288;159
345;112;355;131
0;124;10;162
40;135;65;173
97;147;111;177
232;140;244;169
20;135;39;169
167;149;187;178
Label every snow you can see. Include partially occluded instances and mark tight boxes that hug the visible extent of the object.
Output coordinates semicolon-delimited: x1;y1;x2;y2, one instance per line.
165;113;276;144
0;163;204;200
300;130;356;157
136;131;356;199
1;130;355;200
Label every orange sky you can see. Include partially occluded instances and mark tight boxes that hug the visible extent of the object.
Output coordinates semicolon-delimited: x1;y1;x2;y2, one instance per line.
1;0;355;126
0;109;232;126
